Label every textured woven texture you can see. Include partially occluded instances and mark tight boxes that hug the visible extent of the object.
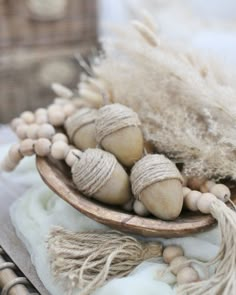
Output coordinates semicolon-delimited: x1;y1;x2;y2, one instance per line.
65;108;98;141
95;103;141;143
131;154;183;196
72;149;117;196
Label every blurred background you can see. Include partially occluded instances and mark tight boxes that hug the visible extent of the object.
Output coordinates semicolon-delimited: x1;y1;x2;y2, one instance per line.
0;0;236;123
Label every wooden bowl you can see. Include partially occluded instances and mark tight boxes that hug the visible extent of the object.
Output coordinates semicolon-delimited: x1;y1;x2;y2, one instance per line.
36;156;236;238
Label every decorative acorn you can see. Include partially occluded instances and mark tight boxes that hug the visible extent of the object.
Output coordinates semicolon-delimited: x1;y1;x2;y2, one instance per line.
131;154;183;220
72;149;132;205
65;108;98;151
95;103;144;167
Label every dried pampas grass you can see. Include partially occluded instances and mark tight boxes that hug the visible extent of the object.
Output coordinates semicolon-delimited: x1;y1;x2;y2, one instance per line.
80;13;236;180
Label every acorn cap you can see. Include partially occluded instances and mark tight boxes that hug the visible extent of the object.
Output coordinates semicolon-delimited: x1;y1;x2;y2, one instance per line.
72;149;117;196
131;154;183;198
95;103;141;144
65;108;98;141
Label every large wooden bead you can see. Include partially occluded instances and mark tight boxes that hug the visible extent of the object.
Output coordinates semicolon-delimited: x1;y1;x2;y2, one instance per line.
8;143;23;163
37;124;55;139
65;149;81;167
72;149;131;205
16;124;29;140
48;109;65;127
133;200;150;216
52;133;68;144
20;139;35;156
21;111;35;124
96;104;144;167
187;177;206;190
170;256;190;275
34;138;51;157
197;193;217;214
27;124;39;139
200;180;215;193
209;184;231;202
163;245;184;264
131;154;183;220
11;118;24;131
177;267;199;284
65;108;97;150
184;191;202;211
1;156;17;172
51;141;69;160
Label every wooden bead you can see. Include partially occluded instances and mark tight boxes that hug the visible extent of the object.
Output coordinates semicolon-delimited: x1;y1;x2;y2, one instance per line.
177;267;199;284
35;114;48;124
20;139;35;156
8;143;23;163
197;193;217;214
51;141;69;160
210;184;231;202
11;118;24;131
65;149;81;167
133;200;150;216
21;111;35;124
200;180;215;193
35;108;47;116
1;156;17;172
48;110;65;127
37;124;55;139
184;190;202;211
63;103;76;117
48;104;62;113
170;256;190;275
163;246;184;264
187;177;206;190
52;133;68;144
26;124;39;139
183;187;191;198
34;138;51;157
16;124;29;140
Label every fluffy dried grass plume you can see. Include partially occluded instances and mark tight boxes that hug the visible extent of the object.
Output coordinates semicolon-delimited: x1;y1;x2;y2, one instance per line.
82;12;236;180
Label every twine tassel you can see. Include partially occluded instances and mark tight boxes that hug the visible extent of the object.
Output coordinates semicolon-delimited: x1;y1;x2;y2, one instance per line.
177;200;236;295
47;228;162;295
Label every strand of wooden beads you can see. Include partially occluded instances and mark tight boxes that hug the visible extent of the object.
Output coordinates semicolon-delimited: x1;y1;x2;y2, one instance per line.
186;177;231;203
163;245;200;284
183;182;231;212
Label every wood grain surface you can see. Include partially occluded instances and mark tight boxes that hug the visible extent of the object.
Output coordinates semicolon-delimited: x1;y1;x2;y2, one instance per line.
37;156;236;238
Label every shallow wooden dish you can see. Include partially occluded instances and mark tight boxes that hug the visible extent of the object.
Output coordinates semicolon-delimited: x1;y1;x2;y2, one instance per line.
36;156;236;238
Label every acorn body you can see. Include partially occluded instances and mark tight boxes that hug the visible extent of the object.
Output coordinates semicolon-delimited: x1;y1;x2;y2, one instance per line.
96;104;144;167
65;108;97;150
139;179;183;220
72;149;131;205
101;126;144;167
131;154;183;220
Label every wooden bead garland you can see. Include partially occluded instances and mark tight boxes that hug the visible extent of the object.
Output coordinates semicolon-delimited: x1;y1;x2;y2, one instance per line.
163;245;200;284
131;154;183;220
72;149;132;205
34;138;52;157
65;108;98;150
95;103;144;167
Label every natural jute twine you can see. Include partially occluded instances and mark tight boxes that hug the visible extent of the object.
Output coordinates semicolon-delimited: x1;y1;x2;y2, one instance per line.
95;103;141;144
72;149;117;196
176;199;236;295
47;227;162;295
65;108;98;142
131;154;183;198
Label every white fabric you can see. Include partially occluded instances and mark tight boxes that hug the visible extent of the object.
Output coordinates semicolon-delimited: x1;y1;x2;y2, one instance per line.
0;142;220;295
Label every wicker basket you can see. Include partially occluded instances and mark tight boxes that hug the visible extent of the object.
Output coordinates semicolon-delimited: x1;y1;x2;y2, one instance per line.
0;0;97;123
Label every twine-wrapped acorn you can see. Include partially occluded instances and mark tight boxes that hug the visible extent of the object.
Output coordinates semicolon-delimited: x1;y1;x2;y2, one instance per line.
72;149;132;205
95;103;144;167
65;108;98;150
131;154;183;220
